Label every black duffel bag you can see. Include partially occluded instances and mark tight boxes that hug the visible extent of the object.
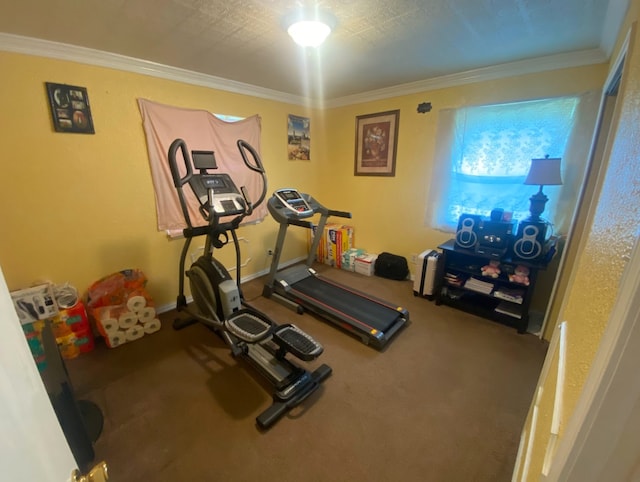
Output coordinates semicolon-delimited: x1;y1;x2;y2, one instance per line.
374;252;409;280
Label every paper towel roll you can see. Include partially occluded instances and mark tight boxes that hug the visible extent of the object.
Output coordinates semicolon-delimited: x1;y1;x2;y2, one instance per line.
100;318;120;334
107;331;126;348
118;311;138;329
125;325;145;341
137;306;156;324
127;294;147;312
142;318;161;335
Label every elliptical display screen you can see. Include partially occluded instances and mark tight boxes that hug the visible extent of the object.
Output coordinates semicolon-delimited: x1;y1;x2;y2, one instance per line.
192;150;217;170
189;173;244;217
201;175;229;191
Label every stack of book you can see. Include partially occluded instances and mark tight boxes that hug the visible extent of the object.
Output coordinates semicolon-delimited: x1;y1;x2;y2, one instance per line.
463;277;494;294
444;272;464;287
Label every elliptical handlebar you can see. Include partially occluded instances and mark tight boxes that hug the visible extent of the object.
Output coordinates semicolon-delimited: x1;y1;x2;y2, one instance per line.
168;138;193;189
166;138;269;232
237;139;267;210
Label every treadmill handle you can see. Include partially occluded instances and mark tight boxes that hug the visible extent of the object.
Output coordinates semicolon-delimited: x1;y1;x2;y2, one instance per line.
288;218;314;229
327;209;352;219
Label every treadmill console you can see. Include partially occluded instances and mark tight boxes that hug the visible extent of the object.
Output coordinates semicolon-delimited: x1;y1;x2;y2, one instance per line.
274;189;313;216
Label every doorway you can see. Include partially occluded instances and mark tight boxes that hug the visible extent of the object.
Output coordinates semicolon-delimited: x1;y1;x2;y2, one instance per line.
540;55;624;339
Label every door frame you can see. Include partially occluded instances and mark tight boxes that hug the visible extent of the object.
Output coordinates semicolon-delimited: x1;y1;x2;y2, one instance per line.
544;22;640;481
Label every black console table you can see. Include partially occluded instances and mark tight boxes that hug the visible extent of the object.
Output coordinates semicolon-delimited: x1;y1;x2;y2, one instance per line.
435;239;556;333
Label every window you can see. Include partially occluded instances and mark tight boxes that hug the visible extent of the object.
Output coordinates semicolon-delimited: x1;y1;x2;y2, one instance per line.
214;114;244;122
426;94;598;234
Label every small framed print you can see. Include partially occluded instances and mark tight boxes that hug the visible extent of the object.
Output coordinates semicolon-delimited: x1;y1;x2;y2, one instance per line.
354;110;399;176
45;82;95;134
287;114;310;160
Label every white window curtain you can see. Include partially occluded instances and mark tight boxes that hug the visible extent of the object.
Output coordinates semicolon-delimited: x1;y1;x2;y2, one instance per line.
425;91;600;235
138;98;266;233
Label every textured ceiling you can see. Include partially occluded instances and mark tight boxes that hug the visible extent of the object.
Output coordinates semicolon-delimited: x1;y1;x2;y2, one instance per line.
0;0;620;100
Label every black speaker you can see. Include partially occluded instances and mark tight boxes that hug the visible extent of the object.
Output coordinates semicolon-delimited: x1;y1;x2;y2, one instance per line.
490;208;504;222
455;214;482;249
475;220;516;258
513;220;547;260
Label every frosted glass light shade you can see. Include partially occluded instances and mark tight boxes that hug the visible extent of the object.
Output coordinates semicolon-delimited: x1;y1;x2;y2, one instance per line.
287;20;332;47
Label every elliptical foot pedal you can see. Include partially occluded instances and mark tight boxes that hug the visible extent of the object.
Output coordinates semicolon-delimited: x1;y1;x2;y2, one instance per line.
273;324;323;361
225;310;273;343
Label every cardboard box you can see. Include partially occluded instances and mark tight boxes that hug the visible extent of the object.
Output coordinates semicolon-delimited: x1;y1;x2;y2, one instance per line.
11;283;59;324
308;223;354;267
326;224;354;267
355;253;378;276
342;248;365;271
307;223;330;262
339;226;354;267
322;223;342;265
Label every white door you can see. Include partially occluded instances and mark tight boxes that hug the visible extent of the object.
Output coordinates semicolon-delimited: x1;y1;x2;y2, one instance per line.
0;264;78;481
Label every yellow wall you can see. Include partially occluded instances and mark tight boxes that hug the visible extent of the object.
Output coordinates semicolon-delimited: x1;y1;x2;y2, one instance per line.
516;0;640;479
0;49;606;314
0;51;321;305
321;66;607;262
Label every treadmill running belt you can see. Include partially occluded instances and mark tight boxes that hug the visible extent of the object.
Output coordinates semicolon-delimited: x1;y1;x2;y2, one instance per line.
291;276;401;333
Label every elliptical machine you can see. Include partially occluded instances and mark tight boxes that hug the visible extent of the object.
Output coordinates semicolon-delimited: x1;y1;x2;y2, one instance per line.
167;138;331;430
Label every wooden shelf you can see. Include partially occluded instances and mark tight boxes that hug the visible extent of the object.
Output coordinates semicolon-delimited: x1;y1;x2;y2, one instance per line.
435;238;556;333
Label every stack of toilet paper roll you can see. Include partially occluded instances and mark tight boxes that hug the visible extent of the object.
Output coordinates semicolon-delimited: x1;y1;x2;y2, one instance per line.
93;290;161;348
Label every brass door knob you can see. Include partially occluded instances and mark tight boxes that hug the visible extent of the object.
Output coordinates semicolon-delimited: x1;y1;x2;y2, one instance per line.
71;461;108;482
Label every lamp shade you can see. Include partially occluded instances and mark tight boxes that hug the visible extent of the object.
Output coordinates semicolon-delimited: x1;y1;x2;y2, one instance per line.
524;155;563;186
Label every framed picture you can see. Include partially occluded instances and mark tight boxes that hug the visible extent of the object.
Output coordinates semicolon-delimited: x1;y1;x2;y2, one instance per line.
45;82;95;134
354;110;399;176
287;114;310;160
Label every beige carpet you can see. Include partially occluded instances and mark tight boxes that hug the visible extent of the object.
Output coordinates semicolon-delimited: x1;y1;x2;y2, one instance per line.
66;264;547;481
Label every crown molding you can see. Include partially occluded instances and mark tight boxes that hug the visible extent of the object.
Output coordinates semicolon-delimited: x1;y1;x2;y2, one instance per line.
0;32;608;109
0;33;310;106
325;49;608;108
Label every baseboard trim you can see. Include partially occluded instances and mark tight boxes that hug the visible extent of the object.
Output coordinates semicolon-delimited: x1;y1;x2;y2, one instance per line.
155;255;307;314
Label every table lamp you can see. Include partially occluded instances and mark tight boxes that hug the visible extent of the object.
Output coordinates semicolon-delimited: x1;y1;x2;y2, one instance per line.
524;154;563;221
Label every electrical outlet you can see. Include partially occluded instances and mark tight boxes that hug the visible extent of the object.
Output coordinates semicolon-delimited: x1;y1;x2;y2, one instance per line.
410;253;418;264
267;249;274;256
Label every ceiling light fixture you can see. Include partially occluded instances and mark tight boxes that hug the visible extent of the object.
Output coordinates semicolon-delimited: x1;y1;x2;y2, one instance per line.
283;9;336;48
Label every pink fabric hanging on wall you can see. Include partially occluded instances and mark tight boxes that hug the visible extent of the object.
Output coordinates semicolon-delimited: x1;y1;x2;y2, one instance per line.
138;98;266;232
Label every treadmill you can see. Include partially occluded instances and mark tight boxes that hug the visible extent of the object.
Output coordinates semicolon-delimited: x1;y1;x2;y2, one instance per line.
263;188;409;350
